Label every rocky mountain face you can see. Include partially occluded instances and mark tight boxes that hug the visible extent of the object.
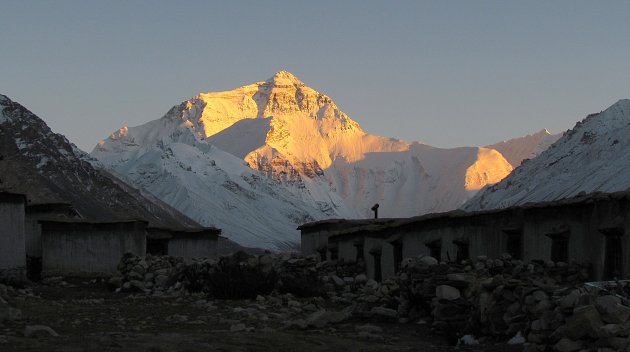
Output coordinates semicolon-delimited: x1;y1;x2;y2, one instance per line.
92;72;517;250
0;94;199;228
464;99;630;211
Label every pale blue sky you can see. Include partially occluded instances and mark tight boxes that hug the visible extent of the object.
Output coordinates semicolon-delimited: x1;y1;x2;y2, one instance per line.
1;1;629;151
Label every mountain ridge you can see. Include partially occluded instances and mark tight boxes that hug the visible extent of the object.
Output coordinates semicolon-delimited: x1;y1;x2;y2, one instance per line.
464;99;630;211
0;94;200;229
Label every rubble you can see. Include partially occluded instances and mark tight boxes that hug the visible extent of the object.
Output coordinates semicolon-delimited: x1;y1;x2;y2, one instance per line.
110;252;630;349
0;283;23;324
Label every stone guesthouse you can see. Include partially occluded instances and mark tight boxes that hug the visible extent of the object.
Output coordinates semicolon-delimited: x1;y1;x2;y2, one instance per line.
147;227;221;259
0;192;27;281
0;192;222;280
300;191;630;282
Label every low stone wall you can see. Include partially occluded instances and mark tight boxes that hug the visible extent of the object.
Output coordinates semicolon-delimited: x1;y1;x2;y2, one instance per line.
110;252;630;349
113;252;366;299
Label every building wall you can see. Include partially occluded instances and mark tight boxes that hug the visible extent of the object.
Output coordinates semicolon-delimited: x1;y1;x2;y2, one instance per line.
522;207;588;263
168;237;218;259
24;219;42;258
308;195;630;282
41;222;146;277
301;229;332;256
25;208;77;258
364;237;382;280
624;203;630;280
337;239;355;262
380;240;395;280
0;198;26;281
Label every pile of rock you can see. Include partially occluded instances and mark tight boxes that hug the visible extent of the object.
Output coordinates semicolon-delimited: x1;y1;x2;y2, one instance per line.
113;251;368;299
0;283;23;326
394;254;630;349
112;251;630;349
526;286;630;351
114;253;185;295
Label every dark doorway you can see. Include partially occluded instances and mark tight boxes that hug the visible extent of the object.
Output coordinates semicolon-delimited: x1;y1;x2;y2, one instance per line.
26;256;42;282
392;241;403;273
425;239;442;262
354;238;364;261
503;227;523;260
370;246;382;282
329;246;339;261
317;247;327;261
147;239;169;256
546;227;570;263
454;239;469;263
604;234;623;279
373;254;382;282
549;237;569;263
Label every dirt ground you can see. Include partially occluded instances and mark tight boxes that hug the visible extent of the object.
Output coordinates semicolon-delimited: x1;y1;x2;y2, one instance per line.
1;280;523;352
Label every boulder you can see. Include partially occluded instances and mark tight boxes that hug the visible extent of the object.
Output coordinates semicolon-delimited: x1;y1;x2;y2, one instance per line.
507;331;526;345
331;275;345;287
553;338;582;352
558;289;580;311
595;295;630;324
418;256;438;266
603;337;629;350
230;323;246;332
128;280;146;292
0;297;21;322
436;285;460;301
305;309;350;328
355;324;383;333
24;325;59;338
598;323;630;338
553;305;603;340
370;306;398;319
355;274;368;284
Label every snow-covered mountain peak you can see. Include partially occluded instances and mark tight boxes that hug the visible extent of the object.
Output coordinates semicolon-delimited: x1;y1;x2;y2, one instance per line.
91;73;524;250
610;98;630;111
597;98;630;123
264;70;305;87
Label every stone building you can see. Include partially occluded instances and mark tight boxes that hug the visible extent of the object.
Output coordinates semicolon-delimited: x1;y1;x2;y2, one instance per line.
25;203;81;279
147;227;221;259
300;191;630;282
298;218;397;261
40;220;147;277
0;192;27;281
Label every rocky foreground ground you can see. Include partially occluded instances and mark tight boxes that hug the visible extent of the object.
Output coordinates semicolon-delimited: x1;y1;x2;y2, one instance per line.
2;251;630;351
0;279;519;352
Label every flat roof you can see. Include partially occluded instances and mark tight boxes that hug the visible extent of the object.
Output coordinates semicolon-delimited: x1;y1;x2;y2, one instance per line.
297;218;397;231
325;190;630;241
147;226;221;233
0;191;27;204
26;202;75;213
146;227;221;240
39;219;149;231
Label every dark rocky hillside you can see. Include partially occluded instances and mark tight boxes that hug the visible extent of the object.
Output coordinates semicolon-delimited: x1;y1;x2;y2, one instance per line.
0;94;199;228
